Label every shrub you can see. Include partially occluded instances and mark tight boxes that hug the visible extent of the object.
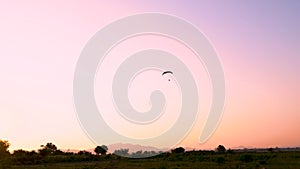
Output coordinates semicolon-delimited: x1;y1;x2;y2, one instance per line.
216;145;226;153
171;147;185;154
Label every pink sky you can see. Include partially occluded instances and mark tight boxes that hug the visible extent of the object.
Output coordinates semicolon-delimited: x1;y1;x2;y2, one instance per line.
0;1;299;151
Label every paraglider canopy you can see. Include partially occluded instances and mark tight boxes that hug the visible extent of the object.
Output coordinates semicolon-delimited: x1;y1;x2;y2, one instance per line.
162;71;173;81
162;70;173;76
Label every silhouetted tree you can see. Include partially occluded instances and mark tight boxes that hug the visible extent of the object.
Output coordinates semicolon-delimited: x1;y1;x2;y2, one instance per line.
13;149;41;165
101;145;108;152
94;145;108;155
0;140;11;168
78;150;92;156
38;142;58;156
53;149;65;155
216;145;226;153
171;147;185;154
13;149;27;156
0;139;10;157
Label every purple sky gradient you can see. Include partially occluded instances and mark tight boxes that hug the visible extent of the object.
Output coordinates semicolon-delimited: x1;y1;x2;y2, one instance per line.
0;0;299;151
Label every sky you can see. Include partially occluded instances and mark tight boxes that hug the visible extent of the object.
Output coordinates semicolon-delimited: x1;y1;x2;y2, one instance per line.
0;0;299;151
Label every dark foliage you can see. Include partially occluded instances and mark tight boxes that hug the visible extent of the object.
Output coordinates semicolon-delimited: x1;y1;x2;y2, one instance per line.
38;143;58;156
216;145;226;153
94;145;108;155
1;139;300;169
171;147;185;154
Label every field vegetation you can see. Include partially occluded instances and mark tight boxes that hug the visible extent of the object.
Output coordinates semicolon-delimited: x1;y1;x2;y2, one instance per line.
1;139;300;169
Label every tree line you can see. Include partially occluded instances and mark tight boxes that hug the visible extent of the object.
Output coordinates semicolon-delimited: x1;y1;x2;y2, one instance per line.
0;139;230;165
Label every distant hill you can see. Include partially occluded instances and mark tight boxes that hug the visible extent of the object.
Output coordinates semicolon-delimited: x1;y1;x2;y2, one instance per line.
232;145;255;150
108;143;168;153
62;143;168;154
62;144;300;154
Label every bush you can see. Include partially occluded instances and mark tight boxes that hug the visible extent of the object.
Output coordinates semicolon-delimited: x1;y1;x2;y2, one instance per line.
171;147;185;154
216;145;226;153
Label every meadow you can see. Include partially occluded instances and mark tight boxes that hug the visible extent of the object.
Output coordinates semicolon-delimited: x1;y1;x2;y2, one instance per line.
1;140;300;169
4;149;300;169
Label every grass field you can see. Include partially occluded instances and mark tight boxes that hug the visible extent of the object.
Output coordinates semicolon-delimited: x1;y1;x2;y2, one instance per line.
6;150;300;169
